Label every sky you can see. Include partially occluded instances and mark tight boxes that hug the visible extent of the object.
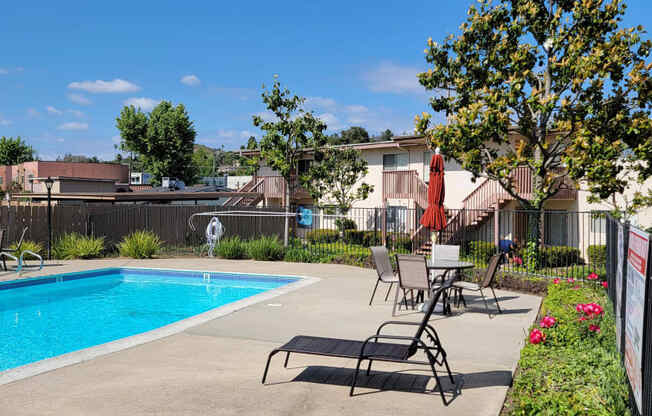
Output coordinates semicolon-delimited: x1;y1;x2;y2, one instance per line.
1;0;650;161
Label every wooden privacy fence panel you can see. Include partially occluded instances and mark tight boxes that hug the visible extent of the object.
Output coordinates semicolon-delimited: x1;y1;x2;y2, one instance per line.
0;204;88;246
88;205;286;248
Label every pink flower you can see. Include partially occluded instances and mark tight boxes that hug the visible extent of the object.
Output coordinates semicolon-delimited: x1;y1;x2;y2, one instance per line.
583;304;595;315
587;272;599;280
553;278;560;284
514;257;523;265
567;278;575;283
540;316;556;328
576;304;585;312
579;316;587;322
589;324;601;333
529;329;546;344
602;281;608;288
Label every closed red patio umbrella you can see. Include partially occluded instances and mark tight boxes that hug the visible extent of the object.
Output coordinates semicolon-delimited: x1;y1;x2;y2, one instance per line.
420;152;446;231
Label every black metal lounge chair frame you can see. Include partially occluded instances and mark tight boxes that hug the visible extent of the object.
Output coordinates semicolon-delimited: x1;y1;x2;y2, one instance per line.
262;283;455;405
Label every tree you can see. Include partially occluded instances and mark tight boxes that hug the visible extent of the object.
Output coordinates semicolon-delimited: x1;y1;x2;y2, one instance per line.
305;147;374;218
328;126;371;145
56;153;101;163
0;136;35;165
375;129;394;141
192;146;216;178
116;101;197;185
415;0;651;257
253;78;328;246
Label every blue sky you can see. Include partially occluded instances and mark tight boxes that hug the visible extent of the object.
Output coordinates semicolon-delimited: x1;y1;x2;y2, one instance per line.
1;1;650;160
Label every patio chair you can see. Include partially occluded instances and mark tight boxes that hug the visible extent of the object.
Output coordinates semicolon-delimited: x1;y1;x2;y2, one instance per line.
431;244;460;283
452;253;504;316
1;227;27;271
393;254;439;317
262;281;456;405
368;246;399;305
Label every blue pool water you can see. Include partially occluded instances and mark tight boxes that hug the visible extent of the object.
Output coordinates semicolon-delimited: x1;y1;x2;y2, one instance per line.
0;268;297;372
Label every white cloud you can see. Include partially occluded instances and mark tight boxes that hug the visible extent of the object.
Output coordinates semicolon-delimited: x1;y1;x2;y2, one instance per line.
68;93;92;105
239;130;253;139
27;108;40;118
0;117;11;126
68;78;141;93
111;135;121;144
46;105;63;115
306;96;337;110
363;61;425;95
0;68;7;75
317;113;342;130
254;111;277;123
180;74;201;87
345;105;369;114
58;122;88;131
123;97;160;111
67;109;84;118
56;138;65;142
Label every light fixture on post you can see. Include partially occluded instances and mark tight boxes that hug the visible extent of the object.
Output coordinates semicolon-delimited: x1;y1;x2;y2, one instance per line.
44;177;54;260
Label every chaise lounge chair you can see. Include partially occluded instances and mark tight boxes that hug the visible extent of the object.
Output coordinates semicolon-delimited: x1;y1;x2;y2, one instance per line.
262;281;456;405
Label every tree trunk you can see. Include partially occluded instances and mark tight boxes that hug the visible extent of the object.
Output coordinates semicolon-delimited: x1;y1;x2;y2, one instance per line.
283;181;290;247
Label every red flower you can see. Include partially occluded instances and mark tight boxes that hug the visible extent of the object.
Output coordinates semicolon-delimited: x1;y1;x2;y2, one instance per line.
567;278;575;283
576;304;584;313
589;324;601;333
579;316;587;322
529;329;546;344
587;272;599;280
553;278;560;284
601;281;608;288
514;256;523;265
540;316;556;328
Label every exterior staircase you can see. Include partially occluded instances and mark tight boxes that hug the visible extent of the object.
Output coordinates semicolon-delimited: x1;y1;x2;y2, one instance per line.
382;170;429;211
412;167;577;254
223;177;265;207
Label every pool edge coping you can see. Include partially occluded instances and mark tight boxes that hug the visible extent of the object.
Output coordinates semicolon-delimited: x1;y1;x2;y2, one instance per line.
0;268;320;386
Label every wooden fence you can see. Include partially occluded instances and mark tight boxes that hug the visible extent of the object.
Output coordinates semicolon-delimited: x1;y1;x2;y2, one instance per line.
0;204;286;250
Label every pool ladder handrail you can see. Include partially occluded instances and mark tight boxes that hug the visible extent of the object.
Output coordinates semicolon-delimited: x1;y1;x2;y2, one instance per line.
0;250;44;274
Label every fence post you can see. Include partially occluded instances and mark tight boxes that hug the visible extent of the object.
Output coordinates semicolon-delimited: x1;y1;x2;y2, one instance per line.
374;208;378;245
494;205;500;250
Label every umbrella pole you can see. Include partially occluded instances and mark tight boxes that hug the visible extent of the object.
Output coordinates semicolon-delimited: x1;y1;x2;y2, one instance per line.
430;231;436;261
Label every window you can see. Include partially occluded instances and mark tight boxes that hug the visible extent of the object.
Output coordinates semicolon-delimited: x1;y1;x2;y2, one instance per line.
298;159;311;175
382;153;408;171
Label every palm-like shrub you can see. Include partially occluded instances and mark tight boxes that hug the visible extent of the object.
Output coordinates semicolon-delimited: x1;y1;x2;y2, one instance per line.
246;236;285;261
214;236;249;259
9;240;43;258
117;231;162;259
53;233;105;259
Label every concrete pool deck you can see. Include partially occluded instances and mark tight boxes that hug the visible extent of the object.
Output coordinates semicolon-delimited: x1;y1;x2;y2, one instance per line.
0;259;541;416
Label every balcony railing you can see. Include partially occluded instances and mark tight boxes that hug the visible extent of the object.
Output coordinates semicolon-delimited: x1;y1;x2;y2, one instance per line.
382;170;428;210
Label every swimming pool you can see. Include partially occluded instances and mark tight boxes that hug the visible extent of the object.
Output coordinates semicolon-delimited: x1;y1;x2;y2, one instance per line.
0;268;302;374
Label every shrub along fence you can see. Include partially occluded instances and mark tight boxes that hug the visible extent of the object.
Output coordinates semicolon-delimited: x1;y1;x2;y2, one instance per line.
604;214;652;416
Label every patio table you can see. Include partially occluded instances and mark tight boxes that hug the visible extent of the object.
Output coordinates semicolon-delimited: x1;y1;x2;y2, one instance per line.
424;259;474;315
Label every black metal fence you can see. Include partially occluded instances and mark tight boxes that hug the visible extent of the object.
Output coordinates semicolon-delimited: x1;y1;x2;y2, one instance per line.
605;215;652;416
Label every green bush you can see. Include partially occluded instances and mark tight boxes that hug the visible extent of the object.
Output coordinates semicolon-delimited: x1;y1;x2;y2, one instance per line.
53;233;105;259
343;230;365;245
284;247;319;263
539;245;582;268
386;232;412;252
306;229;339;243
587;244;607;267
335;218;356;231
9;240;43;258
467;241;496;263
246;236;285;261
117;231;162;259
214;236;249;259
505;281;629;415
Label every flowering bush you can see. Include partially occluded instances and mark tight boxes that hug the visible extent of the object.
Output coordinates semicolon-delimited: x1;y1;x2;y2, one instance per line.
505;277;629;415
602;281;608;288
587;272;599;280
553;278;560;284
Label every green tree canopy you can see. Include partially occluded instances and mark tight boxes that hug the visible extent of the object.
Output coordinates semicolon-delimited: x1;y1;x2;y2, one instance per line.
328;126;371;145
56;154;101;163
253;78;328;245
116;101;197;185
375;129;394;141
305;147;374;214
415;0;651;243
0;136;35;165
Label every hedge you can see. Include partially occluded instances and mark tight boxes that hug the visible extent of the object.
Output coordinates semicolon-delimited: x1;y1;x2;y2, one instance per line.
587;244;607;267
306;229;339;243
466;241;496;263
539;246;582;268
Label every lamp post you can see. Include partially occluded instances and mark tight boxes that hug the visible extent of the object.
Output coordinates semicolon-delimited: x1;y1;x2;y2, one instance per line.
44;177;54;260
